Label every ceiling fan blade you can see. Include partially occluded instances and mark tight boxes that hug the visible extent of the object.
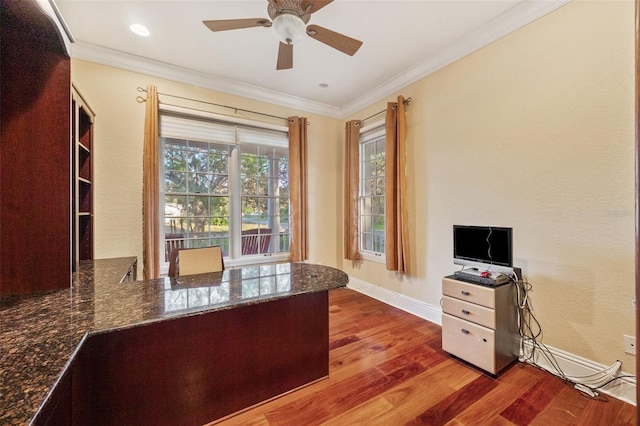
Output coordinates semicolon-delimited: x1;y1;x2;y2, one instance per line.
301;0;334;14
306;24;362;56
277;42;293;70
203;18;271;32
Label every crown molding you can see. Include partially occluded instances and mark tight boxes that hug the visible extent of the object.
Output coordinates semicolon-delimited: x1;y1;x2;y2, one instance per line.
70;0;570;120
339;0;571;117
70;42;344;118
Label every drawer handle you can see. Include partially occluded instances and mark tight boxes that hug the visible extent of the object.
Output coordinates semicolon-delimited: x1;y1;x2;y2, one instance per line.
461;291;470;296
461;328;470;334
461;309;470;315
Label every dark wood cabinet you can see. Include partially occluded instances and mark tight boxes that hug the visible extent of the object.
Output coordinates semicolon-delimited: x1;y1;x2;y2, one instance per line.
33;290;329;425
32;371;72;426
0;0;72;297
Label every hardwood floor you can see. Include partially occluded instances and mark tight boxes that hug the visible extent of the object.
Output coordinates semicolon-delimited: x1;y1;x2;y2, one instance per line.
212;288;636;426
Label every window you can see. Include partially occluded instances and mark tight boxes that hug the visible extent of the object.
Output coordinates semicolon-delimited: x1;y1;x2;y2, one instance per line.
160;110;290;268
359;124;386;258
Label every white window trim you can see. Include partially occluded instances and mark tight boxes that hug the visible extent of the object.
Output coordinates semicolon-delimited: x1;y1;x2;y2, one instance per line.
158;105;291;274
359;119;386;264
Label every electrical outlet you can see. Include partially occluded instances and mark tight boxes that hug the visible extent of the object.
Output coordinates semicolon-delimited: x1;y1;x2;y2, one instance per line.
624;335;636;355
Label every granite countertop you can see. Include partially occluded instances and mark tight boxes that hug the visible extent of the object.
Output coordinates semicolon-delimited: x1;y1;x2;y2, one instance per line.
0;258;348;425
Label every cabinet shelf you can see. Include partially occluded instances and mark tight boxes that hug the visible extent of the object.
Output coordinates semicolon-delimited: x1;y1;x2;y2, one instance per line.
79;142;91;154
72;86;95;268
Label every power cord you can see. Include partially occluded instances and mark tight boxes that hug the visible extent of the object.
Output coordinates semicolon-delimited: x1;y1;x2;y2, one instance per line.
511;275;634;399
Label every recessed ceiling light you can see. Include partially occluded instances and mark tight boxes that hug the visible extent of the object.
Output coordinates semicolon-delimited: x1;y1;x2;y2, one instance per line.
319;83;329;88
130;24;150;37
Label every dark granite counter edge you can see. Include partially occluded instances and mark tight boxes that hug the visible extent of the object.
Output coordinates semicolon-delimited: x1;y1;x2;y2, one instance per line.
3;258;348;425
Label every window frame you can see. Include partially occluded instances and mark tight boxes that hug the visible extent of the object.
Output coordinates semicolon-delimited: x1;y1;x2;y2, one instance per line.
158;105;291;273
358;120;386;263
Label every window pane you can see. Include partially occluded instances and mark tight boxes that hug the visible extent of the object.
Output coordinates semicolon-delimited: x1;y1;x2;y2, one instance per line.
242;196;259;215
373;234;385;253
372;196;385;215
375;177;385;196
165;195;187;233
164;145;187;171
210;196;228;217
373;215;385;231
279;197;289;218
209;174;229;194
363;141;374;161
361;215;372;233
187;142;208;174
188;173;208;194
209;148;229;175
361;175;372;196
165;171;187;193
361;233;373;252
363;160;374;182
359;132;386;255
360;197;372;216
188;196;209;217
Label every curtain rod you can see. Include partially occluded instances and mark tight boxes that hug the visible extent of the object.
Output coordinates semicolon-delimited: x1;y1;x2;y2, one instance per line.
360;97;412;124
136;87;295;123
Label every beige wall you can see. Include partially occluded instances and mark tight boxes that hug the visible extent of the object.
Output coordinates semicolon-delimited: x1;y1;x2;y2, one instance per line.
71;60;343;273
73;0;635;374
344;0;636;373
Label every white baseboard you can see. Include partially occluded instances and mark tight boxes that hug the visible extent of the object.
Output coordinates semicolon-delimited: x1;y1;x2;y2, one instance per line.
346;276;636;406
521;341;636;406
347;277;442;325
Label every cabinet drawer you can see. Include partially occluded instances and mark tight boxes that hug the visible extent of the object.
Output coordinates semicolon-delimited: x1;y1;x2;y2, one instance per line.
442;313;496;374
442;296;496;329
442;277;495;308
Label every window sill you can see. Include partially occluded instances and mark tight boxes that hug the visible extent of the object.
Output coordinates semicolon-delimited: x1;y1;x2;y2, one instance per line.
360;251;385;264
225;253;290;269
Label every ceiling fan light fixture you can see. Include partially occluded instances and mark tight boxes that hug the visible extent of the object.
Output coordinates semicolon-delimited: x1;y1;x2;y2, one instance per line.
272;13;306;44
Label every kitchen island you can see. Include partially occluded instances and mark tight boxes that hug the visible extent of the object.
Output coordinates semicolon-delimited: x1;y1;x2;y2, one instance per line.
0;258;348;425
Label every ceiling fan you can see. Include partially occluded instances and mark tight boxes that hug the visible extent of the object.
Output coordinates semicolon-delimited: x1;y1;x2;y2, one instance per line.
203;0;363;70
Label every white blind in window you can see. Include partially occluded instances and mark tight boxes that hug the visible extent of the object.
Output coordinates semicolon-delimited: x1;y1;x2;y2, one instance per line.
160;114;236;144
236;125;287;148
159;106;288;147
360;119;385;142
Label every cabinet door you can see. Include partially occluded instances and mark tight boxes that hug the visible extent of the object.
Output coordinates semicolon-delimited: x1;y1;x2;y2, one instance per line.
0;0;71;297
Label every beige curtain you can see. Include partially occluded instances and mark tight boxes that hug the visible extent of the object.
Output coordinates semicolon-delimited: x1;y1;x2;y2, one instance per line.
344;120;361;260
385;96;410;273
288;116;308;262
142;85;160;279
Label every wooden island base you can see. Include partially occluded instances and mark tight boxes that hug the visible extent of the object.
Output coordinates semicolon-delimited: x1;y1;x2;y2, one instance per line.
52;292;329;425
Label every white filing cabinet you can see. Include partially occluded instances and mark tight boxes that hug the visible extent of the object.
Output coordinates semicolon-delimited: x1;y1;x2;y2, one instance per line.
441;276;519;375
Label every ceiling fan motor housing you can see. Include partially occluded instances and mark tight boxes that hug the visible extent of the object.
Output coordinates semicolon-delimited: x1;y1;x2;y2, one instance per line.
268;0;312;23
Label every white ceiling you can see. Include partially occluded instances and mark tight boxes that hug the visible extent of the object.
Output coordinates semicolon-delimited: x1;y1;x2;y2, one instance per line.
54;0;568;117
